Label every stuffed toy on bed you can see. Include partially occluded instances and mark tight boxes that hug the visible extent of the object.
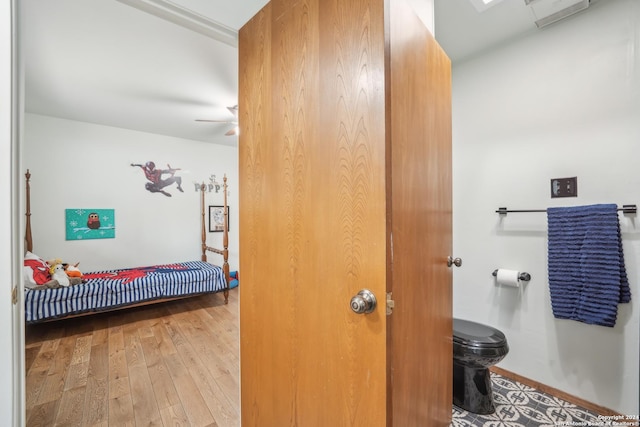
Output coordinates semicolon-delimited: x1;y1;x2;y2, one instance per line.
65;263;83;278
23;253;85;290
49;263;70;287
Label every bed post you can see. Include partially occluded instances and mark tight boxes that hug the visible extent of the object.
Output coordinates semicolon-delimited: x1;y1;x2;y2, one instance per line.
200;177;230;304
25;170;33;253
200;182;207;262
222;175;230;304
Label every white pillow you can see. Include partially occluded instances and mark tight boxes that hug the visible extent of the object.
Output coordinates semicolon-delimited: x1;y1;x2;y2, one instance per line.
23;251;50;289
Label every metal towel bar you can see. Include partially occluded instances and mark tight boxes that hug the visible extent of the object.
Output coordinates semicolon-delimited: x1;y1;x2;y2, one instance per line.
496;204;637;216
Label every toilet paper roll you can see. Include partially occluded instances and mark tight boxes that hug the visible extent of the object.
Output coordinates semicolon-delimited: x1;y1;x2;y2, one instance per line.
495;269;521;287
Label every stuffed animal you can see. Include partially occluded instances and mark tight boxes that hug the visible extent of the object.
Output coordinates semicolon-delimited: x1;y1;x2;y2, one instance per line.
47;258;63;269
65;262;83;278
49;263;70;287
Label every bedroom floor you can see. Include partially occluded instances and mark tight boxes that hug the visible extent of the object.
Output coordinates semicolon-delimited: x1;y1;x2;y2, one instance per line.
25;289;239;427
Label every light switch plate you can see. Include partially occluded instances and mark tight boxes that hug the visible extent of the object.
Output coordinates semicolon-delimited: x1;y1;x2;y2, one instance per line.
551;177;577;198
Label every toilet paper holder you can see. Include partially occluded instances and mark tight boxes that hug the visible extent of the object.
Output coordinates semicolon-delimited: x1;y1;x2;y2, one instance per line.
492;270;531;282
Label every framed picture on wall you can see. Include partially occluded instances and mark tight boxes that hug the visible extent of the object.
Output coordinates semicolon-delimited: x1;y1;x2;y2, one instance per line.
209;205;230;232
65;208;116;240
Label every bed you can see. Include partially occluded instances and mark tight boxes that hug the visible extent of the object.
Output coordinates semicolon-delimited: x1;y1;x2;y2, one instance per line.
23;170;231;324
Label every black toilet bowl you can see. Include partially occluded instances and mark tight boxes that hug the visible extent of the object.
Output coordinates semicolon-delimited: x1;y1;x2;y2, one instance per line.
453;318;509;415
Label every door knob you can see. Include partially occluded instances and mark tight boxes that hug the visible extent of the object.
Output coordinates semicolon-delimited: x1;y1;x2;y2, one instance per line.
447;256;462;267
350;289;377;314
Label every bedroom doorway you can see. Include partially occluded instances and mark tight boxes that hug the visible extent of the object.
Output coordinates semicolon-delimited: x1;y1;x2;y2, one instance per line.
17;0;244;425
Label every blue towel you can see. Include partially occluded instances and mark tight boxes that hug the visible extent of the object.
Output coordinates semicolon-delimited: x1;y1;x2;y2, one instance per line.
547;204;630;327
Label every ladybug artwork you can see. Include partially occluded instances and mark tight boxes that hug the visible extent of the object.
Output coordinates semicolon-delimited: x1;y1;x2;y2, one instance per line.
87;212;101;230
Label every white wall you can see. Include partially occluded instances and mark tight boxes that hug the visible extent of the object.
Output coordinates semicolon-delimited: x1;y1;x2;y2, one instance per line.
23;113;239;273
1;1;18;425
452;0;639;414
408;0;434;34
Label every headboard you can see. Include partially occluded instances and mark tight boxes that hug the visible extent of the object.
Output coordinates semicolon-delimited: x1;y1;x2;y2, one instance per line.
200;175;230;287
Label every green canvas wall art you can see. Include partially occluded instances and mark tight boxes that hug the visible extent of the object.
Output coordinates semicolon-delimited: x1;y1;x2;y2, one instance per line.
65;209;115;240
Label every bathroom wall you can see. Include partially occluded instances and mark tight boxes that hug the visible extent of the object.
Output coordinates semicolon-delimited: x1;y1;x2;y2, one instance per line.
452;0;639;415
23;113;239;272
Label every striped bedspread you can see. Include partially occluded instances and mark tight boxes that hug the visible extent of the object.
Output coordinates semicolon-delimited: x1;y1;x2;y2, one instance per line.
25;261;227;323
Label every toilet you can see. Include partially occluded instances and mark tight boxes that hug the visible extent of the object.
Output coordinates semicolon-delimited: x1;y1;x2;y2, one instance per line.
453;318;509;414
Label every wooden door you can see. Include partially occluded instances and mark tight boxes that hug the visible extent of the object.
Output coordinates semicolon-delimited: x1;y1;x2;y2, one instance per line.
387;2;453;425
238;0;451;425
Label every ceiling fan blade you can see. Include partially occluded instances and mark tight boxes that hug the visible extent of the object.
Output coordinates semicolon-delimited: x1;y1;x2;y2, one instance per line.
196;105;238;136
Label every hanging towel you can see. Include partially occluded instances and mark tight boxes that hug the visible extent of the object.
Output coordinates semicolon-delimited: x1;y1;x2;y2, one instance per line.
547;204;630;327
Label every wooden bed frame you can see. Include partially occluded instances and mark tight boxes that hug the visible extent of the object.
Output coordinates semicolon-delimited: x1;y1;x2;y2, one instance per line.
24;169;231;321
199;176;230;304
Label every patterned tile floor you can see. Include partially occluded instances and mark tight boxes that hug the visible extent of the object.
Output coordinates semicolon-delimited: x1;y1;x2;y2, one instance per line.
451;373;622;427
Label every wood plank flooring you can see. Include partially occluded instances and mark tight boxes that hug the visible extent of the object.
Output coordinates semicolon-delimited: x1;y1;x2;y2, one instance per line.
25;288;239;427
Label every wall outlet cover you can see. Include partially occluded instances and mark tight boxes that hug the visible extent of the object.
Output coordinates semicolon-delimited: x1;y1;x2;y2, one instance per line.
551;177;578;198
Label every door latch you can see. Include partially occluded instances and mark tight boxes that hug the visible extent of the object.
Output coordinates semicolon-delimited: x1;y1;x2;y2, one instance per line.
386;292;395;315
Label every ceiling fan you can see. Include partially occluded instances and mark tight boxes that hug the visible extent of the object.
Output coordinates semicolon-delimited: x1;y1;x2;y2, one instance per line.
196;105;238;136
